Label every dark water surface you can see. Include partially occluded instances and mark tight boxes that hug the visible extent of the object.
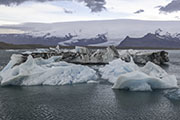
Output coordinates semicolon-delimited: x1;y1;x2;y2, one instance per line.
0;50;180;120
1;85;180;120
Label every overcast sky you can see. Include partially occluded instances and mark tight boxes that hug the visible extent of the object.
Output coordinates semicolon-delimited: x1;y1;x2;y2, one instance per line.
0;0;180;25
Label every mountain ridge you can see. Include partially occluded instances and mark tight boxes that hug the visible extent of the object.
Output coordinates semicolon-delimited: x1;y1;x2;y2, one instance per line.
118;33;180;49
1;19;180;48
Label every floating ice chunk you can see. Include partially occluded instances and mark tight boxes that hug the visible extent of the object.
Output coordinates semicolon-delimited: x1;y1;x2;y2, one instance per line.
100;59;178;91
87;80;99;84
36;48;49;53
1;54;25;72
22;51;32;55
118;49;139;56
164;89;180;100
140;62;167;79
0;55;97;86
140;62;177;89
0;56;45;85
112;71;177;91
112;72;152;91
75;46;90;54
34;56;61;65
22;49;49;55
5;49;21;52
99;59;138;83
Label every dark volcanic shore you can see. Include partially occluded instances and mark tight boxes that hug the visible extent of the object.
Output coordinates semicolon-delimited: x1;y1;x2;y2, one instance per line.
0;42;52;49
0;41;180;50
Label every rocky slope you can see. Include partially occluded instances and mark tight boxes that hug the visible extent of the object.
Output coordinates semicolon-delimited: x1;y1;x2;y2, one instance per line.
118;33;180;49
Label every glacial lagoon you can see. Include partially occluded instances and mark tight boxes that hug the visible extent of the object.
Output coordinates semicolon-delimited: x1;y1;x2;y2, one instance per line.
0;50;180;120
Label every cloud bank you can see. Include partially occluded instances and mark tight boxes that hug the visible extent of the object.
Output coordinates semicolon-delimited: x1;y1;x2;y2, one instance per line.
0;0;106;12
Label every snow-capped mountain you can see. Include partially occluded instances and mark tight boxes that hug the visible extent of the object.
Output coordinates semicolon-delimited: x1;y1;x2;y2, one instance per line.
118;31;180;49
154;28;180;40
1;19;180;47
0;33;74;46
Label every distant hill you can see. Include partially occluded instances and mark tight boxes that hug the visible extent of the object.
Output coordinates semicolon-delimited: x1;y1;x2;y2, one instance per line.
118;33;180;49
0;33;108;46
0;33;74;46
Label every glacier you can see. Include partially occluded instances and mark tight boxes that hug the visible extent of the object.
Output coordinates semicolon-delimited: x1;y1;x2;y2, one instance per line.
100;59;178;91
0;55;98;86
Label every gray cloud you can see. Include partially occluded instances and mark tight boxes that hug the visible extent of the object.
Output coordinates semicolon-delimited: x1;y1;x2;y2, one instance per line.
0;0;106;12
0;0;53;6
134;9;144;14
63;8;73;14
78;0;106;12
159;0;180;13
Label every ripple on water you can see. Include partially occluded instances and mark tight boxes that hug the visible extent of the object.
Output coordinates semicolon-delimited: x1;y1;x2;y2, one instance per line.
0;85;179;120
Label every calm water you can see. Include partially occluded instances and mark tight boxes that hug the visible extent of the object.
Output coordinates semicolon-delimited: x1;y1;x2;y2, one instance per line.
0;50;180;120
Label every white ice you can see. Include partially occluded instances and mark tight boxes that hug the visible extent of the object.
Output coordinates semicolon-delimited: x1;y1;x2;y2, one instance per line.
100;59;178;91
0;55;97;86
99;59;139;83
22;48;49;55
164;89;180;100
87;80;99;84
1;54;178;91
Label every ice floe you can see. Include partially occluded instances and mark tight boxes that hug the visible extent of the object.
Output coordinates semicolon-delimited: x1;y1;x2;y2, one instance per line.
87;80;99;84
0;55;97;86
99;59;139;83
164;89;180;100
0;53;177;91
100;59;178;91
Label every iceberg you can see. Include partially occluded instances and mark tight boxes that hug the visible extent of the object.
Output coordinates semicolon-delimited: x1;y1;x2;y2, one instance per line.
1;54;26;72
87;80;99;84
100;59;178;91
19;45;169;65
112;72;154;91
0;52;176;91
99;59;139;83
112;71;177;91
0;55;97;86
140;62;177;89
164;89;180;100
